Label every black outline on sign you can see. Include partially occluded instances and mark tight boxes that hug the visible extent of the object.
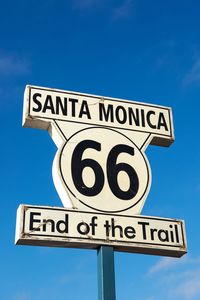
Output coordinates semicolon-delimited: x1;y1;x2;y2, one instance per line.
54;120;67;140
139;134;152;151
58;126;151;213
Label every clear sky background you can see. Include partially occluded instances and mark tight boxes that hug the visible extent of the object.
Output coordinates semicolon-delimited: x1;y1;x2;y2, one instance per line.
1;1;200;299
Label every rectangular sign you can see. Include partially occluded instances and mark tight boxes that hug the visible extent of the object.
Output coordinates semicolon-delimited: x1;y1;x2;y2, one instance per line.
15;205;187;257
23;85;174;146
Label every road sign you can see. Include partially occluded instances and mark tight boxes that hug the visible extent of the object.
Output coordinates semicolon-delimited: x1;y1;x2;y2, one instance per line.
19;85;186;300
16;205;187;257
22;85;174;215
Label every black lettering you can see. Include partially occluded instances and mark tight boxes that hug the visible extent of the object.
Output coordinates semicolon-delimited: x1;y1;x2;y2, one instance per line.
32;93;42;112
141;109;145;127
146;111;156;129
56;97;67;115
42;95;55;114
150;228;157;240
104;220;111;237
158;229;169;242
77;222;90;235
56;214;69;233
90;216;98;235
169;224;175;242
157;112;168;131
115;106;127;124
99;103;114;122
124;226;136;239
138;221;149;240
29;212;41;231
175;225;180;243
128;108;140;126
69;98;78;117
111;218;123;238
42;219;55;232
79;100;91;119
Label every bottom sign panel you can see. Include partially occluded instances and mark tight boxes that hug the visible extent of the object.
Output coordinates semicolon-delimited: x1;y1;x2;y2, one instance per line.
15;205;187;257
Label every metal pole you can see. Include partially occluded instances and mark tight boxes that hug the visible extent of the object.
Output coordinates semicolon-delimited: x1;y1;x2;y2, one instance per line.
97;246;116;300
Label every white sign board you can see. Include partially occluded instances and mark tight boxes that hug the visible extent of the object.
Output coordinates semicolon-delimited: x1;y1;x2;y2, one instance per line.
16;205;187;257
17;85;187;257
23;85;174;215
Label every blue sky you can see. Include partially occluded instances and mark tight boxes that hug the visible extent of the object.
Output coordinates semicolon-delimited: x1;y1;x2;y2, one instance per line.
1;0;200;299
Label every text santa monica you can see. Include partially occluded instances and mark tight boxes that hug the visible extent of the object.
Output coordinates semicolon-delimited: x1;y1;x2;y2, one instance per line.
31;92;169;132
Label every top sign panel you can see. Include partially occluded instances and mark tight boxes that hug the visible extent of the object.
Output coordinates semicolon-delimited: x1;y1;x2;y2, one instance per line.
23;85;174;147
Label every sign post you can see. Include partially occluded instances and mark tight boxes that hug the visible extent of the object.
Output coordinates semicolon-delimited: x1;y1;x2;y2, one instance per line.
98;246;116;300
16;85;187;299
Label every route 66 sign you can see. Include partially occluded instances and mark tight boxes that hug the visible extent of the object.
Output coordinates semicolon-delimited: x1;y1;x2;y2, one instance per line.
23;85;174;215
